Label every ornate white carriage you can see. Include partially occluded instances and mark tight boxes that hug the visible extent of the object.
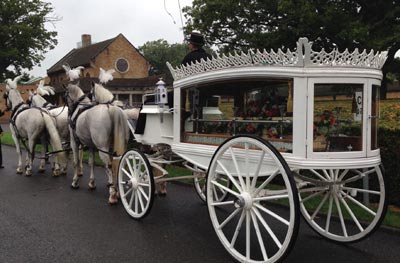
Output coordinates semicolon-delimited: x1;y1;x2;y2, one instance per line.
118;38;388;263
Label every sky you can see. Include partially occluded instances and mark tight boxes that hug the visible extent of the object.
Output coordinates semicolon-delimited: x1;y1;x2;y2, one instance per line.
28;0;193;77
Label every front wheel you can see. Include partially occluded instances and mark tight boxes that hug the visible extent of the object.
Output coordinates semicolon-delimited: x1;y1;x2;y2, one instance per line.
207;135;299;263
118;149;155;219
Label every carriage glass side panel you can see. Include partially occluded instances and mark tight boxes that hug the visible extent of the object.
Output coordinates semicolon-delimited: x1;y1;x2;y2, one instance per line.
181;78;294;153
371;84;380;150
313;83;363;152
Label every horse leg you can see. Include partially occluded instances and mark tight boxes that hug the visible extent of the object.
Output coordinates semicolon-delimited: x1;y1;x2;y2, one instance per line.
70;136;81;189
78;147;84;177
10;128;23;174
98;150;117;204
88;149;96;190
25;138;36;177
38;135;47;173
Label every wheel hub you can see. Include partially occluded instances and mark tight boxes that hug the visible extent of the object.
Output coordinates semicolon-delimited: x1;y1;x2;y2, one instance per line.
234;192;253;210
131;177;139;190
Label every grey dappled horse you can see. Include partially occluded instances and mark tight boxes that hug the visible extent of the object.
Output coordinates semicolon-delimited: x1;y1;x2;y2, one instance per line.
64;82;129;204
4;82;66;176
28;91;83;175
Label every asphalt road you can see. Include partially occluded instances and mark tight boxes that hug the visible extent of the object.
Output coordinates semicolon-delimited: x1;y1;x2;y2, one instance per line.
0;142;399;263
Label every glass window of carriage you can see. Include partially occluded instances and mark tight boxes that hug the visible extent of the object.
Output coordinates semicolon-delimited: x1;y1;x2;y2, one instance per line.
313;83;363;152
181;78;294;152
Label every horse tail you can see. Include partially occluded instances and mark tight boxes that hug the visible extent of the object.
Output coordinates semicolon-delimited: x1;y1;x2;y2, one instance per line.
109;106;128;157
42;113;67;165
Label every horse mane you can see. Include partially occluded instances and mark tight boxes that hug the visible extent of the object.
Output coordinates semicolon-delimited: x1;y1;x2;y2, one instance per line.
94;83;114;103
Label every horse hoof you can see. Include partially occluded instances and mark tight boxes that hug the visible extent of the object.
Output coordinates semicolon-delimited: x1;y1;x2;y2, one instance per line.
38;168;45;173
78;173;83;177
16;169;23;174
70;184;79;190
25;171;32;177
108;197;118;205
88;184;96;190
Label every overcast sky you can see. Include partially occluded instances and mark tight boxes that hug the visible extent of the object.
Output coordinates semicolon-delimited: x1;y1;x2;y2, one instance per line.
28;0;193;77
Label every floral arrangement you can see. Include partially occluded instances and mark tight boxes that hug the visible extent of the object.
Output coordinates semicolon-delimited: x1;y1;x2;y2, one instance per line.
314;110;337;136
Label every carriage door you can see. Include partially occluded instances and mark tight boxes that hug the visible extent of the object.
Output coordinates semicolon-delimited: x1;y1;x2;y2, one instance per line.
367;79;381;157
307;78;367;159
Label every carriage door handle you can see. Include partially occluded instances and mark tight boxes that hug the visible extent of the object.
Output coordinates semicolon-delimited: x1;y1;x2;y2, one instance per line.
368;115;379;119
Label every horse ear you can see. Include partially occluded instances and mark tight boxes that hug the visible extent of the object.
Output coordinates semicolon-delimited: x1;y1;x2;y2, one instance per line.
91;81;95;88
62;83;67;90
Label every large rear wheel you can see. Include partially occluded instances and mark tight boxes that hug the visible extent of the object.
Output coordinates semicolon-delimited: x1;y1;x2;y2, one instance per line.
207;135;299;263
296;165;387;242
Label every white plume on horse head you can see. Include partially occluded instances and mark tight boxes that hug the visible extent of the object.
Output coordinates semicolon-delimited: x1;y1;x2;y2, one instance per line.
93;82;114;103
99;67;115;84
5;75;23;90
37;80;55;96
62;64;84;81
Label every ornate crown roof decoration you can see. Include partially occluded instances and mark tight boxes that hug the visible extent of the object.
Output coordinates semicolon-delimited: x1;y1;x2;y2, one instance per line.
167;38;388;81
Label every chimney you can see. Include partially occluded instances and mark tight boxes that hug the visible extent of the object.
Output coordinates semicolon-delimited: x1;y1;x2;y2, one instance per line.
81;34;92;47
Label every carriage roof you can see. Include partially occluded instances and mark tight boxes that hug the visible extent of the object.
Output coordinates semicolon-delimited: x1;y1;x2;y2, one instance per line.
167;37;388;84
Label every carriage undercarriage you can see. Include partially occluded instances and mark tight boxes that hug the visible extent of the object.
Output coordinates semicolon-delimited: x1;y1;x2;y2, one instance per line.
116;38;388;263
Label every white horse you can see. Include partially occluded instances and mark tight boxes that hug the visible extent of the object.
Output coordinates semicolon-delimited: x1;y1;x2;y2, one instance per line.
64;82;129;204
28;90;84;175
4;80;66;176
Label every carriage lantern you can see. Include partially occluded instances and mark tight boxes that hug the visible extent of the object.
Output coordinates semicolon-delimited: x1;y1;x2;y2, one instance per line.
155;78;168;105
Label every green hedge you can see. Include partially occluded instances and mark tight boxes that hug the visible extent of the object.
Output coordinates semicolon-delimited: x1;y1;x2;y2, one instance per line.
379;127;400;206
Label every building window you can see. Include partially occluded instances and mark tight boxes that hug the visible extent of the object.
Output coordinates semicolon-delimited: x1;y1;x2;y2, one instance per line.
115;57;129;73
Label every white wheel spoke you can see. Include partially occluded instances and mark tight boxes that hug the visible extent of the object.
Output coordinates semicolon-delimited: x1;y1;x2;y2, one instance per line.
219;208;241;229
245;143;250;192
325;194;333;232
342;174;365;184
128;190;135;208
138;182;150;187
322;169;331;180
217;160;243;192
137;188;145;212
298;186;329;194
135;190;139;212
230;210;246;247
230;147;246;191
311;191;330;220
341;191;377;216
211;200;235;207
212;186;218;200
136;159;143;175
138;187;149;202
254;203;289;226
131;155;138;177
121;167;133;179
253;194;289;201
126;157;136;178
334;194;348;237
342;186;380;195
123;188;133;199
246;210;250;260
310;169;329;181
252;169;279;197
339;196;364;232
253;207;282;249
251;151;266;191
211;180;240;197
337;169;349;181
300;189;325;203
250;209;268;261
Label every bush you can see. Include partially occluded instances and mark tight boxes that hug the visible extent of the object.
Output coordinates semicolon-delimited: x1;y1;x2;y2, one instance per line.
379;127;400;206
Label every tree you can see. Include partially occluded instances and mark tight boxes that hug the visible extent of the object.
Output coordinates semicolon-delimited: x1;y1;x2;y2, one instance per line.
0;0;58;81
184;0;400;98
139;39;189;79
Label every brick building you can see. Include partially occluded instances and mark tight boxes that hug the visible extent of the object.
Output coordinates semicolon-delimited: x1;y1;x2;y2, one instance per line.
47;33;166;106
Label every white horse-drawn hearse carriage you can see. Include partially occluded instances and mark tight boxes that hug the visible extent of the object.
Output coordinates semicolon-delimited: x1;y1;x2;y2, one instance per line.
117;38;388;263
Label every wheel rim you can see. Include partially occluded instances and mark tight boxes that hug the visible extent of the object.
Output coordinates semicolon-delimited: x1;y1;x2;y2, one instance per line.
207;135;299;263
297;166;387;242
118;150;154;219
